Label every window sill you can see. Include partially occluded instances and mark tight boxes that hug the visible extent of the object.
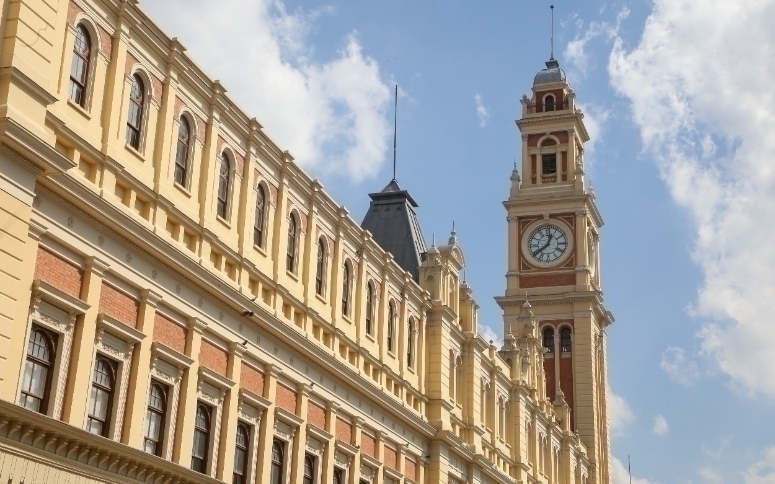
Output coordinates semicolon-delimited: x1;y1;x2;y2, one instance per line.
341;314;351;324
173;182;192;198
365;332;375;342
125;143;145;161
314;293;327;305
216;215;231;229
286;270;299;282
387;351;396;359
253;244;268;257
67;99;91;120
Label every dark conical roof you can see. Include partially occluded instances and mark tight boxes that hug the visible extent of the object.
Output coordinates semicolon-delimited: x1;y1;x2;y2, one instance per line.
361;179;427;280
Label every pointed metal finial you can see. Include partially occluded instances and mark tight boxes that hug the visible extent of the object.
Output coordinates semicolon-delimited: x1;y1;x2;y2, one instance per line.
550;5;555;60
463;268;467;283
431;232;435;247
392;84;398;181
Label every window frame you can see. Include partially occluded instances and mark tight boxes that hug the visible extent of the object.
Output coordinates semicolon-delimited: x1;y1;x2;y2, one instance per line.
174;115;193;188
254;184;268;249
68;23;93;108
232;422;251;484
315;237;327;296
387;300;396;353
86;355;118;437
341;260;352;317
125;73;147;151
543;93;556;112
19;326;58;414
191;402;212;474
216;152;232;220
302;453;316;484
365;282;375;336
143;380;168;456
286;213;298;274
270;439;285;484
541;153;557;175
560;327;572;353
407;317;415;368
543;327;555;354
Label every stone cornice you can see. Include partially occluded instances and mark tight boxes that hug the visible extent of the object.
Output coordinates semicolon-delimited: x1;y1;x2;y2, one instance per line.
0;399;222;484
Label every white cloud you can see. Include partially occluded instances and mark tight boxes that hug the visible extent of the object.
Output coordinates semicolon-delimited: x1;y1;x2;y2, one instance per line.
613;456;660;484
479;324;502;348
699;467;724;484
474;94;489;127
609;391;635;435
142;0;391;182
652;415;669;435
660;347;701;386
575;102;610;173
744;448;775;484
609;0;775;399
564;7;630;76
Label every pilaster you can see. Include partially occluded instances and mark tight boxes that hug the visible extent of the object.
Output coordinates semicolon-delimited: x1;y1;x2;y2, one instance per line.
171;316;205;465
216;342;244;480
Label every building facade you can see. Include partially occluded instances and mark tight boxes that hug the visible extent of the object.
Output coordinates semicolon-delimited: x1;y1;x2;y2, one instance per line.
0;1;612;483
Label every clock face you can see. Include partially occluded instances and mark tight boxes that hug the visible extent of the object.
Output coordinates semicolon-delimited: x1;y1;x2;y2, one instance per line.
527;224;568;264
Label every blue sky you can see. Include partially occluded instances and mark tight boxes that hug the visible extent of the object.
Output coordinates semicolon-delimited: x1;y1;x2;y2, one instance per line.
145;1;775;482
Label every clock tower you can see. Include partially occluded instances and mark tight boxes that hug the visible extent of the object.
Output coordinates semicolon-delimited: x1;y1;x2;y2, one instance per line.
496;58;614;484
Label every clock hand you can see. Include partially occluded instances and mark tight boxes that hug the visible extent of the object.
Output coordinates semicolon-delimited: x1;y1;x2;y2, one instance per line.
532;236;552;257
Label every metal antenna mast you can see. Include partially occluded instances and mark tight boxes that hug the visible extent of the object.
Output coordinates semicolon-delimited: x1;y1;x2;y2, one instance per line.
550;5;555;60
628;454;632;484
392;84;398;181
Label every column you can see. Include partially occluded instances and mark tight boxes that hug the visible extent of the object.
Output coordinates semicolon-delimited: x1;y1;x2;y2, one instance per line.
122;288;163;447
290;384;311;484
171;317;205;465
60;256;109;427
256;365;281;483
216;343;244;480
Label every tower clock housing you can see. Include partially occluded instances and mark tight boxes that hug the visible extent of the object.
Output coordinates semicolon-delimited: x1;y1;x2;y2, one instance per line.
496;58;614;484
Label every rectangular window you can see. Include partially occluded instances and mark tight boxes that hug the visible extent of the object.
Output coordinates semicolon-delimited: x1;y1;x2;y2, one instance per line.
19;326;58;414
86;356;118;437
143;381;168;455
542;154;557;175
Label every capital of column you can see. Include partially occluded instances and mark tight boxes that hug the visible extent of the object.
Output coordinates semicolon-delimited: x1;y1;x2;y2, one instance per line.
188;316;207;334
85;256;110;277
140;288;163;307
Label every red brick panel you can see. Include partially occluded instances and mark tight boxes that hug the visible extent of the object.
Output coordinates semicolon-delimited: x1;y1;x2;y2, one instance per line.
98;27;113;58
34;247;83;299
335;417;352;444
544;357;556;402
520;273;576;289
98;283;139;328
307;401;326;429
240;362;265;396
200;340;228;376
405;457;417;481
125;52;139;74
276;384;297;414
67;1;83;25
361;432;376;458
560;356;575;431
384;446;397;470
153;313;187;354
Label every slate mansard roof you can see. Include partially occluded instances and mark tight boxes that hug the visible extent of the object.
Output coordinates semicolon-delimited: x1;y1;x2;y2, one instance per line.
361;179;428;281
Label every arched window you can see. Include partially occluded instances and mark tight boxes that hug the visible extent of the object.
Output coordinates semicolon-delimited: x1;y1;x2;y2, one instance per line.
143;382;167;455
270;440;284;484
217;153;231;219
126;74;145;149
286;214;297;273
191;403;211;473
387;300;396;352
19;327;56;413
233;423;250;484
498;397;505;436
480;382;488;424
174;117;191;186
455;355;463;403
544;94;555;112
86;356;117;436
254;186;267;247
561;327;572;353
543;327;555;354
69;25;91;106
448;351;456;399
342;261;352;317
365;282;374;335
303;454;315;484
407;318;415;368
315;238;326;296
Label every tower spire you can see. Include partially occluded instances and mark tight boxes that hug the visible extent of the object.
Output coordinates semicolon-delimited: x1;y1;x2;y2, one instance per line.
392;84;398;181
550;5;555;60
